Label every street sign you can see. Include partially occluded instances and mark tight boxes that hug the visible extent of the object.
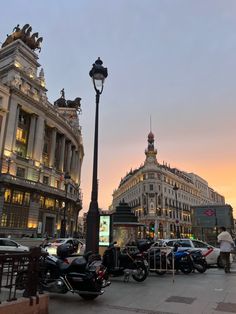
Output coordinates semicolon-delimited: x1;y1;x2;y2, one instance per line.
204;209;215;217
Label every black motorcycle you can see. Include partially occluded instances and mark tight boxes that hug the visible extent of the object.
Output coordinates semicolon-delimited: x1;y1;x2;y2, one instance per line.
186;249;208;273
102;242;148;282
16;244;110;300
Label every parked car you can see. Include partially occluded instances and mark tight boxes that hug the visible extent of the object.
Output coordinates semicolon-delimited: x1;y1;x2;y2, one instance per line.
151;238;233;267
0;238;29;253
45;238;85;256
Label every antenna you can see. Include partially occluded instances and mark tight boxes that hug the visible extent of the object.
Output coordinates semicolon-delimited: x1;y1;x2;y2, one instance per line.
150;115;152;132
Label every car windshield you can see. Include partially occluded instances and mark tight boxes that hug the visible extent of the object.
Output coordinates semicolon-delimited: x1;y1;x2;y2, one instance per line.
52;239;65;244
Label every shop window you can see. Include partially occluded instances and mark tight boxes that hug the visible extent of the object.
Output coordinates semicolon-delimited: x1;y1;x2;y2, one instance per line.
40;196;45;208
16;110;30;158
15;144;27;157
43;176;49;185
45;198;55;210
19;111;29;125
16;166;26;178
1;213;7;227
4;189;11;203
16;128;27;144
148;173;154;179
1;207;28;228
55;199;60;209
12;191;24;205
24;192;30;205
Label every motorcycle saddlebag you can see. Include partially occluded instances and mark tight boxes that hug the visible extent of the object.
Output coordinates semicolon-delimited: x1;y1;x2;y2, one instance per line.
70;257;87;272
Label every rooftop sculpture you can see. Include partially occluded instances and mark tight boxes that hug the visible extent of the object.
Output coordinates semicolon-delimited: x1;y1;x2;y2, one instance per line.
1;24;43;52
54;89;82;113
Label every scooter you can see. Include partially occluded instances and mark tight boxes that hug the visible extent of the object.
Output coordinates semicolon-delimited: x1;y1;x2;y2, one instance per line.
102;242;148;282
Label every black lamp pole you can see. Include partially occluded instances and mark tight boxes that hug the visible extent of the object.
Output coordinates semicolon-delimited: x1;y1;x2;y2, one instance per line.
173;183;180;238
61;172;71;238
86;58;108;254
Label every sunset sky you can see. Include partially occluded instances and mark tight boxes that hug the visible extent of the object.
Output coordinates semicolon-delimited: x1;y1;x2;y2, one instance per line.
1;1;236;216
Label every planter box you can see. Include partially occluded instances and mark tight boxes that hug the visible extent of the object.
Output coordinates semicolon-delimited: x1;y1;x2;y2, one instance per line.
0;295;48;314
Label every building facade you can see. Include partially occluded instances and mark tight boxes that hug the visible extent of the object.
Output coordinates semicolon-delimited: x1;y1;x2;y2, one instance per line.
191;205;234;244
112;131;225;239
0;25;84;237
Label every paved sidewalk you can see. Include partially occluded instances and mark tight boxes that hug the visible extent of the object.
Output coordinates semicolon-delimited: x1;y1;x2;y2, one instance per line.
48;265;236;314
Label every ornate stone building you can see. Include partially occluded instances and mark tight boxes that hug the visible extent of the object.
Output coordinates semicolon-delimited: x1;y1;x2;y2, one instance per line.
112;131;225;239
0;25;83;237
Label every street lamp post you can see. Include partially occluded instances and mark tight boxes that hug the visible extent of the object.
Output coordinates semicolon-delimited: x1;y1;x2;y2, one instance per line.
173;183;180;238
61;172;71;238
86;58;108;254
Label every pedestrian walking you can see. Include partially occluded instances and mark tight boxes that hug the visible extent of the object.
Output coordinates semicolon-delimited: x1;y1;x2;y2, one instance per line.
217;226;234;273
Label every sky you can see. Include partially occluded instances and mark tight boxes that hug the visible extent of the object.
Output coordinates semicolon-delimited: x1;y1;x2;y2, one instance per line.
1;0;236;216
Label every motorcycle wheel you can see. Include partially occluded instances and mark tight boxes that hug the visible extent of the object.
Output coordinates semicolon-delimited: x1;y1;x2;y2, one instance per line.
195;261;208;273
132;264;148;282
79;294;99;300
15;271;27;290
179;264;193;274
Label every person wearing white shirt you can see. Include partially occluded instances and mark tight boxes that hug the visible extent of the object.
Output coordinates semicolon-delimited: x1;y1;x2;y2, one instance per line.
217;226;234;273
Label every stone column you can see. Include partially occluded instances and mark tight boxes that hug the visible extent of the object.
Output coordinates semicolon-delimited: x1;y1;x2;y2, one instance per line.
58;135;65;172
74;151;79;183
27;114;36;159
5;100;20;153
66;142;72;173
70;146;76;180
33;116;45;163
49;128;57;168
165;222;170;238
77;152;83;185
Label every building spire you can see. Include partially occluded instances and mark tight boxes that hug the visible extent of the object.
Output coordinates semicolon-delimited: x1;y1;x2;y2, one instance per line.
145;128;158;163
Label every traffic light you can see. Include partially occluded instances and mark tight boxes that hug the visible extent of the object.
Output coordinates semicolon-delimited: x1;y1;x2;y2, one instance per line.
150;224;155;232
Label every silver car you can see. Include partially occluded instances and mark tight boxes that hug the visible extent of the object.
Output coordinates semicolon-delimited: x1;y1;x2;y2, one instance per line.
45;238;85;256
0;238;29;253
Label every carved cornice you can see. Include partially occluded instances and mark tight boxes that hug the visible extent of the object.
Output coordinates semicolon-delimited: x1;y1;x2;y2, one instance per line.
11;87;82;147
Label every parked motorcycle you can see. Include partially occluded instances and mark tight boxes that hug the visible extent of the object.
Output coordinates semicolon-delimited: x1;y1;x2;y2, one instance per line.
186;249;208;273
134;239;207;275
102;242;148;282
148;244;194;275
16;244;110;300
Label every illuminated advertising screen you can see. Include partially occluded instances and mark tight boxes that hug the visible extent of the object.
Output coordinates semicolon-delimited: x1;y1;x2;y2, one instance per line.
99;215;111;246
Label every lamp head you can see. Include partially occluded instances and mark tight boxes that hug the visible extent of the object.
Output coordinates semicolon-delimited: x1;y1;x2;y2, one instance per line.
89;57;108;93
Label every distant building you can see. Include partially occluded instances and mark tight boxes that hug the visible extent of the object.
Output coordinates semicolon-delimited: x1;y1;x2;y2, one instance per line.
112;131;225;239
0;25;84;237
191;204;234;244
